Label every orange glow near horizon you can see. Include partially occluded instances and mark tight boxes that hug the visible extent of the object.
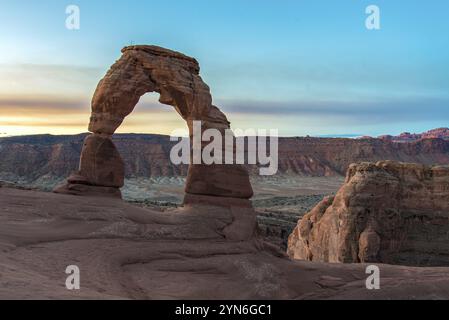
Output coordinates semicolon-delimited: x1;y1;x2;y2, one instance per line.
0;109;188;137
0;91;189;137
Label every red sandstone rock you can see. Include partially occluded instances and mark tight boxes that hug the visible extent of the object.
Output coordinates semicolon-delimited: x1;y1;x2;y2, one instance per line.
186;164;253;199
78;134;125;188
88;45;222;135
55;45;253;200
288;160;449;266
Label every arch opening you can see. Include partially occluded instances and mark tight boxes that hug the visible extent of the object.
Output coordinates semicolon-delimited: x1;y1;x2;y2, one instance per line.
117;92;188;136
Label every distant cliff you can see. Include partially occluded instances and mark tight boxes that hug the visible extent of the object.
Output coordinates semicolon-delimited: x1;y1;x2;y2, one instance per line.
1;131;449;183
377;127;449;142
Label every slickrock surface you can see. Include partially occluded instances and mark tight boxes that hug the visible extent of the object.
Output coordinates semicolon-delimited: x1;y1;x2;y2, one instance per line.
1;186;449;299
54;45;253;200
288;161;449;266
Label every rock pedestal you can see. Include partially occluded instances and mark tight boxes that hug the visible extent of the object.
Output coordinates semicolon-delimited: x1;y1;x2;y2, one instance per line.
54;134;124;198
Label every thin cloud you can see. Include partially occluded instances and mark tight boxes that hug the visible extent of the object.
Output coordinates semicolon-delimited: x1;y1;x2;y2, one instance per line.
1;121;87;127
218;97;449;124
0;98;86;110
0;63;104;97
0;97;174;114
0;63;103;82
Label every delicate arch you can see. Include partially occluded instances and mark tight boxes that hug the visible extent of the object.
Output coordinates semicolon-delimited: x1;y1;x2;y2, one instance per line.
55;45;253;202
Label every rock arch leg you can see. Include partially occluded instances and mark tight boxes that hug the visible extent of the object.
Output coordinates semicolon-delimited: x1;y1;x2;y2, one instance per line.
54;133;124;198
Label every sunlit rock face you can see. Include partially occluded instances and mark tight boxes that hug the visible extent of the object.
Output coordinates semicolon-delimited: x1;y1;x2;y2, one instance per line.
54;45;253;201
288;160;449;267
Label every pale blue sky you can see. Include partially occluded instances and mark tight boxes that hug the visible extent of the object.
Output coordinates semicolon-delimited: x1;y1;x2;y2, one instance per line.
0;0;448;136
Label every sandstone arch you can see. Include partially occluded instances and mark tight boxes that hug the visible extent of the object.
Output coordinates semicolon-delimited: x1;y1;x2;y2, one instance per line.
55;45;253;203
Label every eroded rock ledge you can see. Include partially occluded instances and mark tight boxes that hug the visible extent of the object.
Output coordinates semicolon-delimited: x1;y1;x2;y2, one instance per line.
288;160;449;266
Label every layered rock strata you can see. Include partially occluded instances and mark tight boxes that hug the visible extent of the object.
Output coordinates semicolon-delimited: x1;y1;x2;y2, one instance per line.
288;161;449;266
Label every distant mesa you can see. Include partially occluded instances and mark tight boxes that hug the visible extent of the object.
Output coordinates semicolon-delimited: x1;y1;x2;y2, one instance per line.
1;128;449;184
288;160;449;266
376;127;449;142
